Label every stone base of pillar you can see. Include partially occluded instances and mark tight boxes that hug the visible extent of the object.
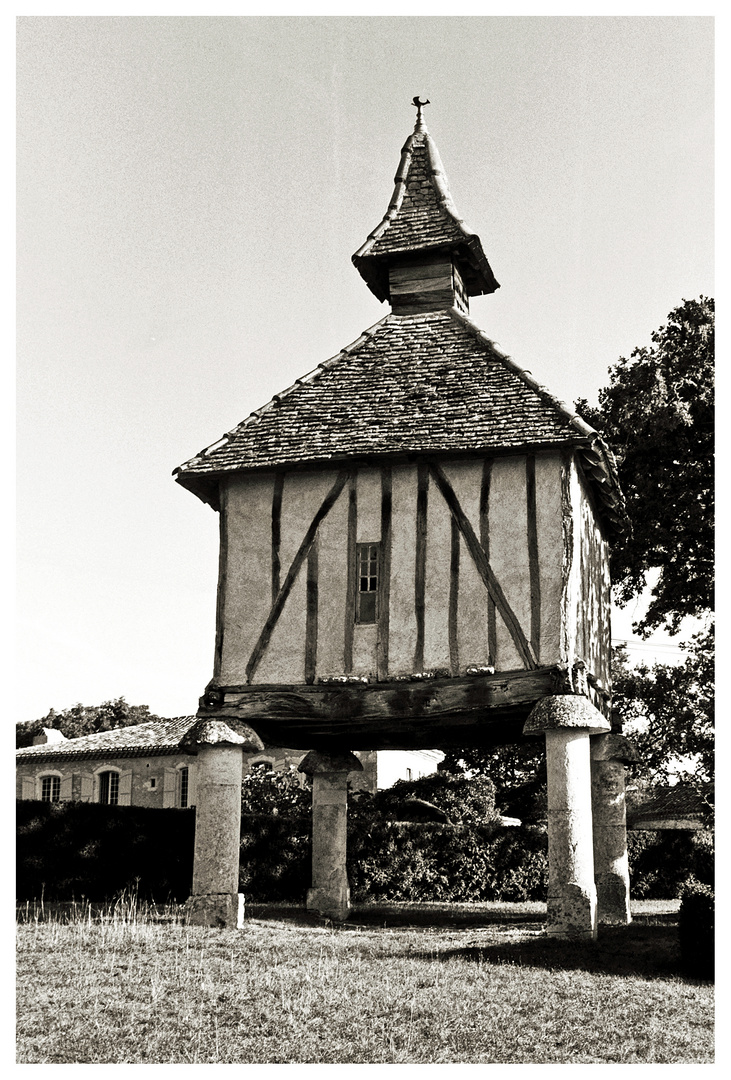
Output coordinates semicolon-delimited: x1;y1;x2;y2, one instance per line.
596;871;632;925
185;892;245;929
307;885;350;922
547;883;598;939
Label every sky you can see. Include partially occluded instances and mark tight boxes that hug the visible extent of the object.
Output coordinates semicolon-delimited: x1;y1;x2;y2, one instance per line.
16;15;714;724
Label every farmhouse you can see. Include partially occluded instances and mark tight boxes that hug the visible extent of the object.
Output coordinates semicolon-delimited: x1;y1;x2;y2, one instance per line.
16;719;442;804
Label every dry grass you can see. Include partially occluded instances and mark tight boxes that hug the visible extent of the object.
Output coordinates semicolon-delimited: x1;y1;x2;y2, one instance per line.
16;898;713;1064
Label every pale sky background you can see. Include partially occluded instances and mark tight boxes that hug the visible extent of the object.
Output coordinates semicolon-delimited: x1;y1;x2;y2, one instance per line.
16;15;714;724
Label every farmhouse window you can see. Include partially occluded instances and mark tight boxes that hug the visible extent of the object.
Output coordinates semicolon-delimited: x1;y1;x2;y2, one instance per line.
99;770;119;805
41;775;60;802
356;543;379;623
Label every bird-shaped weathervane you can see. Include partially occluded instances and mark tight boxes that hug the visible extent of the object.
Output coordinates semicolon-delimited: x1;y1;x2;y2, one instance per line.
412;96;430;127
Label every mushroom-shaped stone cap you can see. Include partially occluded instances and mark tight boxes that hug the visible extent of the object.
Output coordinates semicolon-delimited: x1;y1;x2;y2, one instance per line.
590;733;640;764
523;695;611;736
181;718;264;752
298;750;364;776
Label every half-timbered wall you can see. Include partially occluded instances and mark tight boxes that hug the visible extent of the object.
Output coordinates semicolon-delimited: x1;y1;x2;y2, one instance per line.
560;455;612;690
214;449;604;689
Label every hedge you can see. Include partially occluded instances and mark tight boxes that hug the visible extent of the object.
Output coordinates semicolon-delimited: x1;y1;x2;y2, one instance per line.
17;801;713;906
16;801;195;902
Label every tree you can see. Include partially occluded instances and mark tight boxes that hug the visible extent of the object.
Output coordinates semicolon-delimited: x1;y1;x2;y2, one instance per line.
576;297;713;637
16;698;164;748
438;743;546;824
612;628;714;788
240;764;311;818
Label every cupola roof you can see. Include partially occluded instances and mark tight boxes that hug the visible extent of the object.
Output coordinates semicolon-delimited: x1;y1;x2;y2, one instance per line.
352;102;499;304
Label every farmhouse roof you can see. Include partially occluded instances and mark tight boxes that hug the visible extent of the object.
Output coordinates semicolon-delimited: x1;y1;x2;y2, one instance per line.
351;109;499;302
628;784;714;830
15;716;200;763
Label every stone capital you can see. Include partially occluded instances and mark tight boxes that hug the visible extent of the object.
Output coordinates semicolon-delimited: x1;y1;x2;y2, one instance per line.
523;694;611;737
181;718;264;752
590;733;639;765
298;750;364;776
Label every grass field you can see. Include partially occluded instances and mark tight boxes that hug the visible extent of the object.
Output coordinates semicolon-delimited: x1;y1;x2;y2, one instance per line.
16;898;713;1064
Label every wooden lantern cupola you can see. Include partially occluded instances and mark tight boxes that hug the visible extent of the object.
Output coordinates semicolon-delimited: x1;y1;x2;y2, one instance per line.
352;101;499;316
174;103;627;755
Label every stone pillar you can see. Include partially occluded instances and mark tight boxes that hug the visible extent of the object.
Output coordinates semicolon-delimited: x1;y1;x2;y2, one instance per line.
591;733;639;926
524;695;611;940
182;718;264;929
298;750;363;922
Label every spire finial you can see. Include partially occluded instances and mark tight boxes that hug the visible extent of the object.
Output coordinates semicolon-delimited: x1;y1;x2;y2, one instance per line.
412;96;430;131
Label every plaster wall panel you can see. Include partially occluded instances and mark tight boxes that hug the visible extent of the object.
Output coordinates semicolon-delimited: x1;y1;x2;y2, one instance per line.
534;453;564;665
316;485;349;678
423;473;452;671
443;460;490;670
352;624;378;677
489;456;530;671
356;468;382;542
388;464;418;676
561;457;584;670
220;473;275;685
255;470;338;683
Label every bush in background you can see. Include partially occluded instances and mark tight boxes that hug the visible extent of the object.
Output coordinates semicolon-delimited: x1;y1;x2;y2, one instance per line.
628;830;714;898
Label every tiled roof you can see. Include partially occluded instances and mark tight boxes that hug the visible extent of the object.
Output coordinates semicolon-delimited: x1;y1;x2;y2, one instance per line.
629;785;714;825
174;307;626;537
15;716;200;763
352;121;499;302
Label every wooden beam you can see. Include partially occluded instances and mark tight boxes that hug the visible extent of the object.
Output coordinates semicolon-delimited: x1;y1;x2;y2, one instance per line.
480;458;496;665
199;667;557;751
526;455;541;660
271;472;284;605
414;463;429;671
245;470;349;684
377;466;392;680
449;516;460;675
305;536;318;685
213;482;228;680
343;473;357;674
429;462;538;669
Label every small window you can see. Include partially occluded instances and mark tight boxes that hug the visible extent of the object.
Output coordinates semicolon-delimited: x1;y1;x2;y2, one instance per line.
356;543;379;623
179;766;189;808
41;775;60;803
99;770;119;805
150;778;156;790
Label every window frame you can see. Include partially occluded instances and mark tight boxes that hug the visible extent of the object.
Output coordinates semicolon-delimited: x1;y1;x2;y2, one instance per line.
40;773;61;802
355;542;380;624
98;769;120;806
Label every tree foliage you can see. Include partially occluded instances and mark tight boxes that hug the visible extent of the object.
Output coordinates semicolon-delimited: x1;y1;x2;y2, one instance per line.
353;770;501;827
438;743;546;824
16;698;164;748
576;296;713;636
240;764;311;818
612;628;714;787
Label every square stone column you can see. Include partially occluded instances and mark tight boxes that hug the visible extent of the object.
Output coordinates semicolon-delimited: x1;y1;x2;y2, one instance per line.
181;718;263;929
524;695;611;940
299;750;363;922
591;733;638;925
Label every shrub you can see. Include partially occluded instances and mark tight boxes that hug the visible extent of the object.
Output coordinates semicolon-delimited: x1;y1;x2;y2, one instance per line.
679;881;714;979
16;801;195;902
241;765;311;818
239;814;310;901
628;830;714;898
348;821;547;903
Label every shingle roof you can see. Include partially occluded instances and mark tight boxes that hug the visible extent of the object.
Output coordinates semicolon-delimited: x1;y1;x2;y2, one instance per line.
174;307;626;537
352;119;499;302
15;716;200;763
629;784;714;827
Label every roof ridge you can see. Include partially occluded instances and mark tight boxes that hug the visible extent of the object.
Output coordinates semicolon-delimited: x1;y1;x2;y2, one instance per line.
173;315;393;478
